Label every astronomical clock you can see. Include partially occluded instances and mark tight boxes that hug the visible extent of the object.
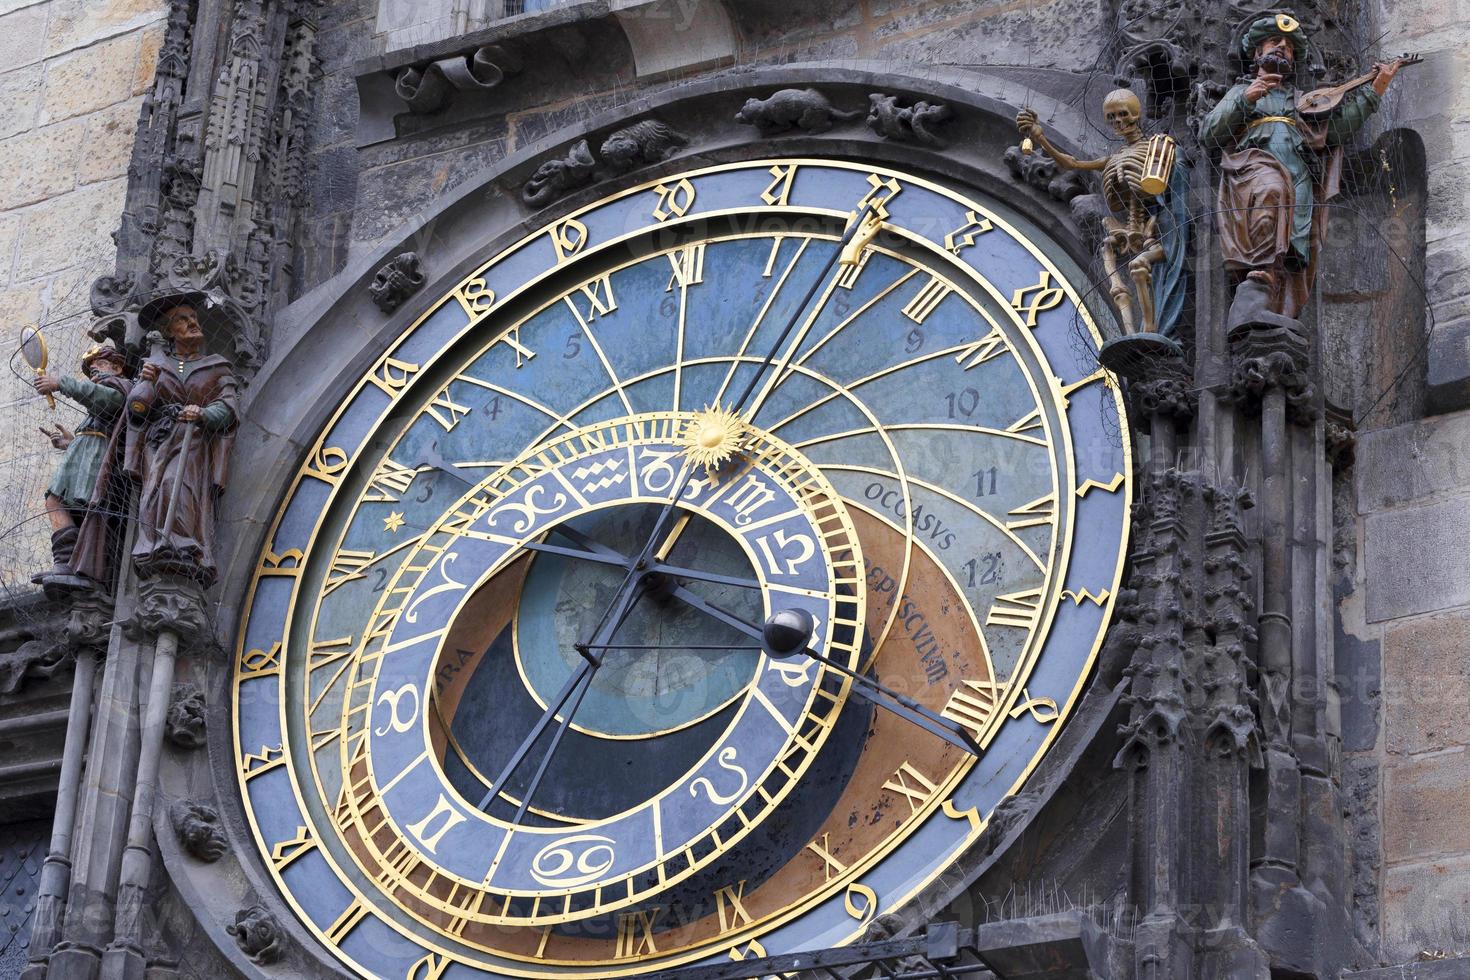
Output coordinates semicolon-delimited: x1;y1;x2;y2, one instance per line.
232;158;1131;977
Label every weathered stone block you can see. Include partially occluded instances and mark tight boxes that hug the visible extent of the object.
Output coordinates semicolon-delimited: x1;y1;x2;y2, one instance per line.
1427;317;1470;416
1383;612;1470;755
133;18;163;93
0;117;84;210
1383;855;1470;963
77;97;142;185
1385;749;1470;862
43;0;164;59
0;277;46;329
13;177;126;281
0;4;47;72
1357;409;1470;513
1365;497;1470;621
0;64;42;141
39;31;142;124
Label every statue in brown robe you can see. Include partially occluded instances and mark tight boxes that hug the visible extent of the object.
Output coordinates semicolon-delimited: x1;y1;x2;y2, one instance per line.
70;297;238;590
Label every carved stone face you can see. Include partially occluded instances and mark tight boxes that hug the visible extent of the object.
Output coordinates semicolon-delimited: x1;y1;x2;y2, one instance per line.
1102;90;1142;140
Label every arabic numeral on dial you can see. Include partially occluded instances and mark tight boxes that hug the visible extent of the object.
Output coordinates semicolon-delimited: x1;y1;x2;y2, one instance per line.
973;466;998;497
905;327;924;353
946;387;981;419
564;334;581;359
963;552;1002;588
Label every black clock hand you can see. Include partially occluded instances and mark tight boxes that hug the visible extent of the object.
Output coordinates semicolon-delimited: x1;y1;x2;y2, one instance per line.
521;536;762;591
660;582;982;756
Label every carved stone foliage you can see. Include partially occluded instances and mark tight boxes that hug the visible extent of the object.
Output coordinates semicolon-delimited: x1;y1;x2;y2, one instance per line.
734;88;863;134
1002;144;1091;204
170;800;227;862
1326;419;1356;469
166;686;207;749
227;905;285;965
1113;470;1261;767
1131;373;1197;422
520;118;691;208
126;577;210;647
395;44;523;114
368;253;426;314
866;93;952;147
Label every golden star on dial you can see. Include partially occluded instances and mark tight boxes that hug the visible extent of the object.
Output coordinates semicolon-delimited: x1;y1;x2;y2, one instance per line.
383;510;405;533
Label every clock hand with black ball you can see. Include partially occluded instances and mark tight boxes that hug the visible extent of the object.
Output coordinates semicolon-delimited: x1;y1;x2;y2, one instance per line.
482;203;881;826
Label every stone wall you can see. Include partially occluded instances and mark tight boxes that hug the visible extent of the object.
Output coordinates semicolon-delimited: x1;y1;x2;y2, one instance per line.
0;0;166;590
1348;407;1470;962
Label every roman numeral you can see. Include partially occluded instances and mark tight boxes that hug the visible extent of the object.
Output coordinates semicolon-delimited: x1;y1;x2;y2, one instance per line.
425;387;471;431
364;458;420;503
955;328;1008;369
1007;407;1044;435
941;679;1005;740
806;833;847;881
325;550;375;594
713;881;753;931
407;953;452;980
270;825;317;871
1006;493;1056;531
615;908;661;957
986;587;1044;630
883;761;939;816
567;274;617;323
666;244;706;290
324;897;370;945
902;276;952;324
492;325;535;367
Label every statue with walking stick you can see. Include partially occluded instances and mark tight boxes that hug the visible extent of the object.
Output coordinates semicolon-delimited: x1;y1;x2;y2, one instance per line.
1016;86;1189;369
67;293;239;590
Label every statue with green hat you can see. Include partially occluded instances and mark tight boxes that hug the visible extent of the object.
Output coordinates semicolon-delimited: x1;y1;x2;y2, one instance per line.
1198;10;1408;322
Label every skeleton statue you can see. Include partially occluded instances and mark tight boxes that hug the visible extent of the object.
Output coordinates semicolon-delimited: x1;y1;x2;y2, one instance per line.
1017;90;1186;336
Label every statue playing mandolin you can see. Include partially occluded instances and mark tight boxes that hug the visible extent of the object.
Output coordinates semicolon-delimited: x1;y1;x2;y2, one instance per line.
1199;12;1411;322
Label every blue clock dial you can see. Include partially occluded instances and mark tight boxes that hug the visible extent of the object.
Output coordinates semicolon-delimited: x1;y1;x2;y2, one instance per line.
233;159;1131;978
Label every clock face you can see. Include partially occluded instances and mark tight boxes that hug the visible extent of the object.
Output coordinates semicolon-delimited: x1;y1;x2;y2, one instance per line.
233;159;1131;978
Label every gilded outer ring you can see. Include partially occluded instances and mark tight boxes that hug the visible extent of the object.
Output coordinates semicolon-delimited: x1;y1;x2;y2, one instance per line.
231;157;1131;978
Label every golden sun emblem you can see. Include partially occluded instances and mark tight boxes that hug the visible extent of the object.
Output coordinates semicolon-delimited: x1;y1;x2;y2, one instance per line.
683;406;746;470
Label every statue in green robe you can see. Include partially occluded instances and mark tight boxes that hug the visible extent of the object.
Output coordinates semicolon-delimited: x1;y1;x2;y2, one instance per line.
1198;13;1403;320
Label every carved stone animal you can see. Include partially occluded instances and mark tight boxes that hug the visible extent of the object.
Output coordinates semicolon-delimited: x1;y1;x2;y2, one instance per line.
165;685;207;749
228;905;285;965
735;89;863;134
866;94;952;147
522;139;596;208
170;800;228;862
600;120;688;173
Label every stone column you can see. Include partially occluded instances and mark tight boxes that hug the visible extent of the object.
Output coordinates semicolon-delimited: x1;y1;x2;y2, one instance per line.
1227;322;1324;966
20;596;112;980
101;577;207;980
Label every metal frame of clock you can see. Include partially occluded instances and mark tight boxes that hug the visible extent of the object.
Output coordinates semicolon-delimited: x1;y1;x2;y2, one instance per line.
232;158;1132;978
